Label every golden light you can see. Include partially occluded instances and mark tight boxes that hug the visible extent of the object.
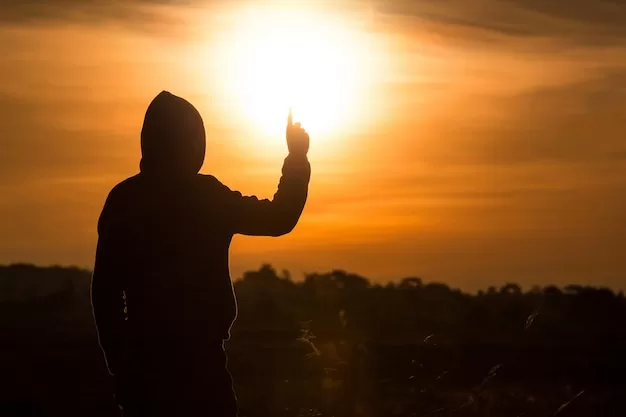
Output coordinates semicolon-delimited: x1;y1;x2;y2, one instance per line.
207;5;377;148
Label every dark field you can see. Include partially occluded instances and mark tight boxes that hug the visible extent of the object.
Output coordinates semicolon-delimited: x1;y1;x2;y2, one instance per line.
1;264;625;416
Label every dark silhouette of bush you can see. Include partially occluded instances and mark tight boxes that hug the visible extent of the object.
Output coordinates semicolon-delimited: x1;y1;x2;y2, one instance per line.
0;263;625;416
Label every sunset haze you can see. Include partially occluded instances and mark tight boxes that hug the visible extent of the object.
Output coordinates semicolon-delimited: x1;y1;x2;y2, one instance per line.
1;0;625;290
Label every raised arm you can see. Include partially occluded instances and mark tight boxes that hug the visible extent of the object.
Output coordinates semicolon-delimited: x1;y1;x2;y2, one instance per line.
225;110;311;237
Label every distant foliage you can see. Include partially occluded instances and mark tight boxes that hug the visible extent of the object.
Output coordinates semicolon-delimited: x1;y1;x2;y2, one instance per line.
0;263;625;416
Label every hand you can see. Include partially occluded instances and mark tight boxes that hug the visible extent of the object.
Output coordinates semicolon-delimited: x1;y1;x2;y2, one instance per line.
286;108;310;156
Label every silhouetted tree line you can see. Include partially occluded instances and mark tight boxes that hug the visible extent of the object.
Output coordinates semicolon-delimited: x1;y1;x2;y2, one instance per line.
0;263;624;416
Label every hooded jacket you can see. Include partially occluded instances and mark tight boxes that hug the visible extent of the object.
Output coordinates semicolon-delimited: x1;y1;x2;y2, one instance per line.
91;91;310;376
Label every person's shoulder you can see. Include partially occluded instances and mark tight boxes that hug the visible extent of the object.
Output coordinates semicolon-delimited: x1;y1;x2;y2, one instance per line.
98;175;140;229
196;174;231;193
109;174;140;193
105;175;141;203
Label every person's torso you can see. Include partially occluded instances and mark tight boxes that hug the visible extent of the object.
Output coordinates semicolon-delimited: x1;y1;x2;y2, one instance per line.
112;174;238;344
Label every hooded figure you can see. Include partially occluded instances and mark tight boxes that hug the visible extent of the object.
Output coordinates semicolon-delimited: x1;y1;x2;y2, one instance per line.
91;91;311;417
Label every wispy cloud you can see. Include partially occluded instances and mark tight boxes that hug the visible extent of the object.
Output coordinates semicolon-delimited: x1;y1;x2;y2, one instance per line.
372;0;626;45
0;0;183;22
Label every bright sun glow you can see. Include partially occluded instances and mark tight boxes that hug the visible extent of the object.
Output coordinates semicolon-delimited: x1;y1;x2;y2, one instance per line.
208;6;376;144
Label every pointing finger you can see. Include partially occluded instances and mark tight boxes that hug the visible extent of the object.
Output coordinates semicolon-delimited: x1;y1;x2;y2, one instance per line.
288;107;293;127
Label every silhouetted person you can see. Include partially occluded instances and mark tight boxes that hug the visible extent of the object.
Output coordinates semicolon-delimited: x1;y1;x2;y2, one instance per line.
91;91;311;416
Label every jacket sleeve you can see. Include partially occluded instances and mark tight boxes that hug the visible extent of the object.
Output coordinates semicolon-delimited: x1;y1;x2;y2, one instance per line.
91;187;129;376
223;154;311;237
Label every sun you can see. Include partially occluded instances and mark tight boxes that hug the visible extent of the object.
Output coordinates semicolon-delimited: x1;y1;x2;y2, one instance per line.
207;5;375;146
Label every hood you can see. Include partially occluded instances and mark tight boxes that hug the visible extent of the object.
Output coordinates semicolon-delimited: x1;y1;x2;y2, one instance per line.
140;91;206;176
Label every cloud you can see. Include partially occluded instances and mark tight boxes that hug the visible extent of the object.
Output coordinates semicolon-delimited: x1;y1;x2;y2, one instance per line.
0;0;186;21
0;93;135;183
457;67;626;166
3;1;626;49
0;0;147;22
372;0;626;46
0;0;209;37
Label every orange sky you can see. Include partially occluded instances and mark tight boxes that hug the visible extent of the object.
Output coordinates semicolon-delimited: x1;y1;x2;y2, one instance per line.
1;0;625;290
